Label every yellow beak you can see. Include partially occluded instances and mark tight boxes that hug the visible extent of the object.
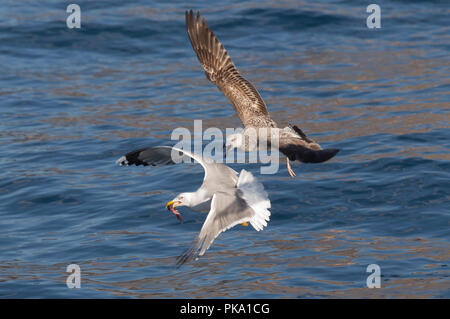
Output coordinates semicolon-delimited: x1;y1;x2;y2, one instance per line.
166;200;180;208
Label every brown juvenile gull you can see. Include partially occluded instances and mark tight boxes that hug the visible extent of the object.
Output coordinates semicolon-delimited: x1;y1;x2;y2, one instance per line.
116;146;271;265
185;10;339;177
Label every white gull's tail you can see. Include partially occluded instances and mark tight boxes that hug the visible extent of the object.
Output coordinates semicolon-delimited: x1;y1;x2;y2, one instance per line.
237;169;271;231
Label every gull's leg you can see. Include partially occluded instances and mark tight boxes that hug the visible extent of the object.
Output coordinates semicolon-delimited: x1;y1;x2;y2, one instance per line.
286;157;296;178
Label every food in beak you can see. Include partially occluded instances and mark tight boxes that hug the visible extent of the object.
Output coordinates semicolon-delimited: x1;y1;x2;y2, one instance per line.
167;203;182;222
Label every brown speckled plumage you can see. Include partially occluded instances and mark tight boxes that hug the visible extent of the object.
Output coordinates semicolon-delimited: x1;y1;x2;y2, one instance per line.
186;10;339;166
186;10;276;128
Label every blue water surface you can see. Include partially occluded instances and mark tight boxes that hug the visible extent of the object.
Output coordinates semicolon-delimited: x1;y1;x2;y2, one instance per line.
0;0;449;298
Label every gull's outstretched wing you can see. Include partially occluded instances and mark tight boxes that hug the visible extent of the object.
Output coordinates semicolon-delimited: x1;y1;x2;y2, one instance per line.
116;146;205;168
176;191;255;266
116;146;237;186
186;10;274;128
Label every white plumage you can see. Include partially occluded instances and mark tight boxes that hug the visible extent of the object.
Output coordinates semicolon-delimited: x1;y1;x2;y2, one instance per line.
116;146;271;265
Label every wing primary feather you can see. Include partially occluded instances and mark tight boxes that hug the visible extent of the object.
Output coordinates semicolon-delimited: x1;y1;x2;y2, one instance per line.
185;10;274;128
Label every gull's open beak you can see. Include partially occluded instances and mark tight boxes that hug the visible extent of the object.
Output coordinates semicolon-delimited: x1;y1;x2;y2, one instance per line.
166;200;180;209
166;200;182;222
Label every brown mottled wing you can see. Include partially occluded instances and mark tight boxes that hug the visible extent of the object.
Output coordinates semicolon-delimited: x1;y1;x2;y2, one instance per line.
185;10;273;128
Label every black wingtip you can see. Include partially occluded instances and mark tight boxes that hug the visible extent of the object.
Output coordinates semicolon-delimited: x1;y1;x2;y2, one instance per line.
327;148;340;156
185;9;199;19
176;246;198;268
315;148;339;163
175;237;204;267
299;148;340;163
117;148;149;167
